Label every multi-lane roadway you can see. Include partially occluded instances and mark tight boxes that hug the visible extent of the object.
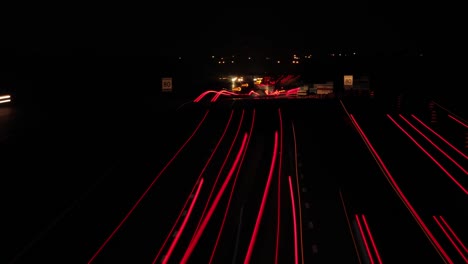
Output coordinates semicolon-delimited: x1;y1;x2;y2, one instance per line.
4;90;467;263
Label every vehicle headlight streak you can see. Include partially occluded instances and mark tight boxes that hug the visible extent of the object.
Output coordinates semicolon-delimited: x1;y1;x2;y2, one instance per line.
0;94;11;104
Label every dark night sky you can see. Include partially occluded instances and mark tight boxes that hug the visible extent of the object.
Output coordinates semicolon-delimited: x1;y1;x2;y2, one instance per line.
0;2;463;57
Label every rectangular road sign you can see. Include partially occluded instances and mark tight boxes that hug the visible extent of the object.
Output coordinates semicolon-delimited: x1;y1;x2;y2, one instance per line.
162;77;172;92
344;75;353;90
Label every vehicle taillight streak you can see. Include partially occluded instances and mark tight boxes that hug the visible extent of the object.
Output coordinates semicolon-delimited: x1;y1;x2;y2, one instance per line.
153;110;235;262
399;114;468;175
388;114;468;195
87;110;210;264
181;133;249;263
411;114;468;160
244;131;279;264
209;109;256;263
349;113;454;264
433;215;468;262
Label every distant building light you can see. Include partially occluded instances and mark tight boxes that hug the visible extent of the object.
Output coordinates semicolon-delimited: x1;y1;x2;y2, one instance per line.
231;61;234;63
178;57;182;60
248;57;252;60
277;60;281;63
212;55;215;59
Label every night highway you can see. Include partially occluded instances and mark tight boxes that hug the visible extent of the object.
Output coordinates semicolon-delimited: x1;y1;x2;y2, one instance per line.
2;89;468;264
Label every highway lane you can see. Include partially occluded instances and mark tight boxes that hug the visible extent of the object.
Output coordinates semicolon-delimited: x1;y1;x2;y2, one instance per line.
340;95;468;263
4;101;212;263
4;91;468;264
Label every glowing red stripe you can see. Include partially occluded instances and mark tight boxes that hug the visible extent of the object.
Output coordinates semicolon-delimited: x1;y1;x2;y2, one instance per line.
439;216;468;255
211;91;224;102
433;216;468;262
339;191;362;263
180;133;249;263
399;115;468;175
87;110;210;264
448;114;468;129
194;90;215;102
209;109;255;263
288;176;299;264
291;122;305;264
349;114;453;264
388;115;468;195
153;110;234;262
411;114;468;159
355;215;374;264
190;109;238;231
244;131;279;263
361;215;383;264
211;90;239;102
184;109;242;256
162;178;204;264
276;108;283;264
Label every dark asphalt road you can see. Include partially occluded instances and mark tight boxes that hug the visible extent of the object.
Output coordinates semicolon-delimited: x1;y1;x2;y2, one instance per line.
2;91;468;264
